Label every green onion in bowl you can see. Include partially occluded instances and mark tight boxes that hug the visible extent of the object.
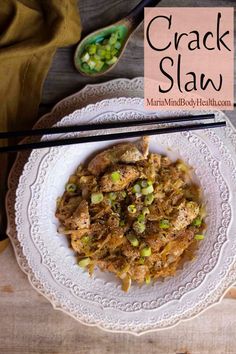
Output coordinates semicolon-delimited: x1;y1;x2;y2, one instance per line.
108;192;117;201
79;30;122;74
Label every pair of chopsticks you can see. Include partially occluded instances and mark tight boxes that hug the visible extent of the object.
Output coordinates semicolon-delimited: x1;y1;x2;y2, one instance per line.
0;113;225;153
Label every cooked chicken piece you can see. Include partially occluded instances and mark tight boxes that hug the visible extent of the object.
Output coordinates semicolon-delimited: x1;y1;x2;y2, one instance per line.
88;137;149;175
121;136;149;163
55;195;82;222
122;241;140;260
65;200;90;230
70;229;89;252
79;175;97;199
146;234;164;252
173;201;199;231
100;165;139;192
107;233;124;250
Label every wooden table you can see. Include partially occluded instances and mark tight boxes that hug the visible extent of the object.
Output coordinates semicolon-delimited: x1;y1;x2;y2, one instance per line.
0;1;235;353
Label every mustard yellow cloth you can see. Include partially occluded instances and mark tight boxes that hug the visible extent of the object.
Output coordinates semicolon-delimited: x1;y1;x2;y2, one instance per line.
0;0;82;248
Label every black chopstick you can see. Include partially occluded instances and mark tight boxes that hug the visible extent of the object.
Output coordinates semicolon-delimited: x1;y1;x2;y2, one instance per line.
0;121;226;153
0;114;215;140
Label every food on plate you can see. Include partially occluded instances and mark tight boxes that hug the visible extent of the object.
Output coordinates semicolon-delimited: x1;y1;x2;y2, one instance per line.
56;137;206;292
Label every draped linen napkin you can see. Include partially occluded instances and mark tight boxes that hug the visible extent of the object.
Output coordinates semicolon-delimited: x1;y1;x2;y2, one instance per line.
0;0;82;250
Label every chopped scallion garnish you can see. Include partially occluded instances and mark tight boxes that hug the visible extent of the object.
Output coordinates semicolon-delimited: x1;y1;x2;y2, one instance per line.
126;234;139;247
66;183;77;193
142;207;150;216
111;171;121;183
91;192;103;204
142;185;154;195
192;217;202;227
137;214;145;223
132;184;141;193
133;220;146;234
144;193;154;205
108;192;117;201
128;204;136;214
140;246;152;257
194;234;205;240
159;219;170;229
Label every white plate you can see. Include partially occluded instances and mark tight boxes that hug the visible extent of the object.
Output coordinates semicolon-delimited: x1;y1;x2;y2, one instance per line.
8;96;236;335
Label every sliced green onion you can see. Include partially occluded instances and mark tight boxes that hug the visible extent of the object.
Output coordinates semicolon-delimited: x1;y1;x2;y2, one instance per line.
139;257;145;265
80;31;122;74
119;220;125;227
111;48;118;57
126;234;139;247
111;171;121;182
141;180;148;187
147;180;153;186
108;192;117;201
97;48;106;58
108;32;118;45
78;257;90;268
140;246;152;257
132;184;141;193
145;274;151;284
66;183;77;193
137;214;145;223
144;193;154;206
142;207;150;216
82;63;90;71
87;44;97;55
87;59;96;69
121;191;127;198
81;52;90;62
91;192;103;204
142;185;154;195
159;219;170;229
133;220;146;234
94;61;104;72
106;56;118;66
192;217;202;227
81;236;90;244
114;41;122;50
128;204;136;214
135;192;142;198
194;234;205;240
105;52;112;60
105;44;111;51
